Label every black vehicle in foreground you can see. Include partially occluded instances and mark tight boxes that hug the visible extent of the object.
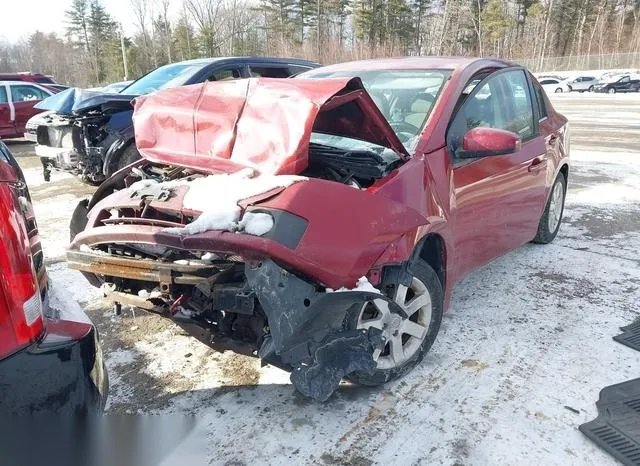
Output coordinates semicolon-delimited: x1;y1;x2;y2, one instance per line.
0;141;107;415
593;75;640;93
26;56;320;184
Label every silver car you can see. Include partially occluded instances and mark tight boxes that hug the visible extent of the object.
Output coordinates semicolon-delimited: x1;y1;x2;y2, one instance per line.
568;76;599;92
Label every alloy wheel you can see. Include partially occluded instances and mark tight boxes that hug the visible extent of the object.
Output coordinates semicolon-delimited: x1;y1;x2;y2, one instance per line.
356;277;432;370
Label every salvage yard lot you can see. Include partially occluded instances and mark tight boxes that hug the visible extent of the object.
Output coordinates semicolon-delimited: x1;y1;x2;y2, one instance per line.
9;93;640;465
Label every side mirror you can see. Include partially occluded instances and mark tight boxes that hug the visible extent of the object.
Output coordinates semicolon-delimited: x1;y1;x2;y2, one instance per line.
457;127;521;159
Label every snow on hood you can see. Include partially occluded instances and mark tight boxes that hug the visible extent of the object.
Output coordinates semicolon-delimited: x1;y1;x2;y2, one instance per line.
35;87;135;114
132;77;408;176
129;168;306;236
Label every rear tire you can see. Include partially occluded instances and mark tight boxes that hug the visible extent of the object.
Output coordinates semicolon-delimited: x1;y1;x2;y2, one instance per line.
345;260;443;386
533;172;566;244
608;88;616;94
588;85;594;92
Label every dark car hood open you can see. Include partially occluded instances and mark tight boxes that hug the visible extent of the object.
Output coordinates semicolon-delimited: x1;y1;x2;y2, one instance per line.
35;87;135;114
132;77;409;175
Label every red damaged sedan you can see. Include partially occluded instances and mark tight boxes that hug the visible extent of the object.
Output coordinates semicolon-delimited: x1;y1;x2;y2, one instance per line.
67;57;569;401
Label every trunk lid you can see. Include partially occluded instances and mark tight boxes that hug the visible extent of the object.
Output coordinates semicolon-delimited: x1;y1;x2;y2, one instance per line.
132;77;409;175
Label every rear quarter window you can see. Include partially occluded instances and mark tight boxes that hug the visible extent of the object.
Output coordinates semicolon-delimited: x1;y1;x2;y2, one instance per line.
0;87;7;104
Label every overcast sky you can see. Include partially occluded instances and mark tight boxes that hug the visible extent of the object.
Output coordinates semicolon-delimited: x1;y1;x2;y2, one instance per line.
1;0;181;43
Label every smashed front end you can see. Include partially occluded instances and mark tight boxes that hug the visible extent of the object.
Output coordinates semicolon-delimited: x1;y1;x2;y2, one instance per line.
67;78;426;401
30;89;135;183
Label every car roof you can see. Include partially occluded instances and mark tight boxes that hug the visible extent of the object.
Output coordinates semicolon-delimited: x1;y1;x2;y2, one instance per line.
0;80;50;86
306;56;514;73
164;56;321;67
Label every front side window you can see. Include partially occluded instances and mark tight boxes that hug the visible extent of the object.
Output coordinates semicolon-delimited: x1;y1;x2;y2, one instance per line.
448;69;536;156
10;85;49;102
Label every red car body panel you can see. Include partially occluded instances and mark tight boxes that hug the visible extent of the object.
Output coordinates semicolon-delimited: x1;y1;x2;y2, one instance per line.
71;57;569;311
133;77;407;176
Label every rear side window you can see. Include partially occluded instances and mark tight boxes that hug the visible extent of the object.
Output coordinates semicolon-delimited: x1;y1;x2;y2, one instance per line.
539;79;557;85
0;87;7;104
501;71;535;139
206;67;242;81
531;79;548;120
249;66;291;78
288;65;312;76
34;76;54;84
10;85;49;102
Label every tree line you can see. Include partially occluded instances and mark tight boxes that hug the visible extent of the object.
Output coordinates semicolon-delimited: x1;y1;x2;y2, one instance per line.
1;0;640;87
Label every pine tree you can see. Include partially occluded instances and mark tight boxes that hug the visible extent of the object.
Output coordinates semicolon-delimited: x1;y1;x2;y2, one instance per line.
257;0;299;46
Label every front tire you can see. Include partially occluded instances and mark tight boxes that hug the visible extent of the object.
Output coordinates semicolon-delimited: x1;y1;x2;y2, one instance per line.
588;85;594;92
555;87;563;93
533;172;566;244
608;88;616;94
113;144;141;174
346;260;443;386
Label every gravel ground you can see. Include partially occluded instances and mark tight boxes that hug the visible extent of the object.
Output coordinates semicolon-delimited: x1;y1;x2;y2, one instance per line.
8;93;640;465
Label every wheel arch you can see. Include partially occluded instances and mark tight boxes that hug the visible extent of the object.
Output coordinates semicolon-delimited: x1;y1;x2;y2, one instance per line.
411;233;447;290
559;163;569;185
102;132;135;177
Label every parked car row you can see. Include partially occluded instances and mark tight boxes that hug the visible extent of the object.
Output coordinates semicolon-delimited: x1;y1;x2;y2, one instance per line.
536;73;640;93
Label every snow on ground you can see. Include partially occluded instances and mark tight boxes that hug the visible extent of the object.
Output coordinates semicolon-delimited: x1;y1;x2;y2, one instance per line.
9;93;640;465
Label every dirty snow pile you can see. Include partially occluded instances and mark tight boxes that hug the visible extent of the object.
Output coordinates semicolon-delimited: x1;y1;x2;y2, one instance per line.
130;168;306;236
327;276;382;294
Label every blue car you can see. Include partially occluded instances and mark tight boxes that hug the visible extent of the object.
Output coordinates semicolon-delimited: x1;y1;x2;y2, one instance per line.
26;57;320;184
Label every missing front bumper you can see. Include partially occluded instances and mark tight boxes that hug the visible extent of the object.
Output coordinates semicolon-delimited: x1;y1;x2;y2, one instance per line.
67;250;390;401
246;259;387;401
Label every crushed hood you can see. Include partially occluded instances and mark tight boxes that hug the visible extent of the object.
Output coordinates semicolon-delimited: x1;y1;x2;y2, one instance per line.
132;77;408;175
35;87;135;114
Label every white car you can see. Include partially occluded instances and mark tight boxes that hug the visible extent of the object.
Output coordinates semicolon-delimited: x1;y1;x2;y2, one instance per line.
539;77;570;94
567;76;599;92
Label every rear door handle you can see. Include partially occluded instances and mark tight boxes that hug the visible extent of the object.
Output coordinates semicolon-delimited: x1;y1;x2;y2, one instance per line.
528;157;545;173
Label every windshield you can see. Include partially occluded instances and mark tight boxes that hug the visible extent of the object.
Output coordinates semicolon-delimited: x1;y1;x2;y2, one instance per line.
122;62;206;95
300;69;450;151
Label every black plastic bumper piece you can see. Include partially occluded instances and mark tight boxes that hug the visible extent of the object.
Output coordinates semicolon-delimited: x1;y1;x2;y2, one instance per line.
579;377;640;465
614;320;640;352
246;259;387;401
0;321;108;416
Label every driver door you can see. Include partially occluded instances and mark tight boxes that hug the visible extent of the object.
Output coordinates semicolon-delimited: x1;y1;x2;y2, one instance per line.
449;69;548;278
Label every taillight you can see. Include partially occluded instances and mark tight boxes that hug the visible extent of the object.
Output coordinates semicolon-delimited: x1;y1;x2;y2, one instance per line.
0;183;44;359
